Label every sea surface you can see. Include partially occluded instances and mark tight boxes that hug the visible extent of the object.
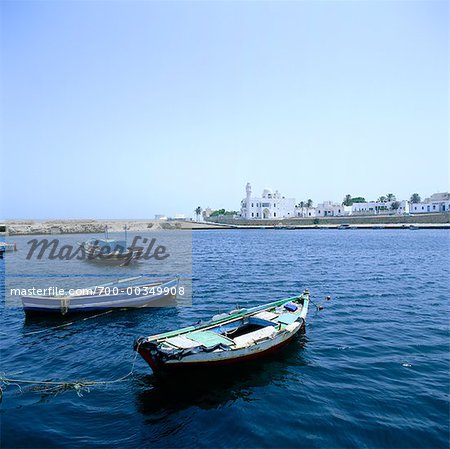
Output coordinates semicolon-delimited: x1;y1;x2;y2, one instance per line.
1;229;449;448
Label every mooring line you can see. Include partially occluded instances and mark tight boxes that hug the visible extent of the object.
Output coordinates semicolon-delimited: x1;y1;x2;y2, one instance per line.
0;313;141;400
21;309;115;337
0;345;141;399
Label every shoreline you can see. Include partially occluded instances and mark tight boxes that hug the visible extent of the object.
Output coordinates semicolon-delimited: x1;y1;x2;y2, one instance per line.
1;219;449;235
0;220;223;236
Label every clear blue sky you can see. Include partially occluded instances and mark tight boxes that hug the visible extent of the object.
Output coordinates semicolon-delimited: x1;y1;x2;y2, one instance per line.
1;0;448;219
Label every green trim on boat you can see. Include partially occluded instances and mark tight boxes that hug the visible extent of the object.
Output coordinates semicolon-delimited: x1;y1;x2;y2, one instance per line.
147;294;306;342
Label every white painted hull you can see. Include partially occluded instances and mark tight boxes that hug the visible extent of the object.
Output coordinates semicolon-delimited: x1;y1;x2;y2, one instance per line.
22;278;179;314
164;321;303;366
136;292;310;371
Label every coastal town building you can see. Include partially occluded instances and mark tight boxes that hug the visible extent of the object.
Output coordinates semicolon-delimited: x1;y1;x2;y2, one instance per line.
352;201;410;215
155;214;187;221
295;206;316;218
315;202;351;217
352;201;390;215
236;186;449;220
410;201;450;213
240;183;296;219
202;207;213;219
410;193;450;214
426;192;449;202
396;201;410;214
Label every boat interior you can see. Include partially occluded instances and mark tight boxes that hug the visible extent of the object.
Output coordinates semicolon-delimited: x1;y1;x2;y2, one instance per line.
158;301;304;353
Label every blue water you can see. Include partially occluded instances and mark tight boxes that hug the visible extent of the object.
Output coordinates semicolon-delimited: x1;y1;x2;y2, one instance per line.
1;229;449;448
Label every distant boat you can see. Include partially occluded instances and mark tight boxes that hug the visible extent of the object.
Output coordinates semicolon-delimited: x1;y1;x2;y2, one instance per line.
409;225;419;230
0;242;17;252
79;238;143;265
134;289;310;372
338;224;352;229
79;225;142;265
273;224;296;230
22;276;179;315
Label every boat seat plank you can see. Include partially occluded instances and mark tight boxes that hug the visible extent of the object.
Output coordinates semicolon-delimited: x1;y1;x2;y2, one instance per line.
186;331;234;348
164;335;203;349
276;313;299;325
253;311;278;321
233;326;277;349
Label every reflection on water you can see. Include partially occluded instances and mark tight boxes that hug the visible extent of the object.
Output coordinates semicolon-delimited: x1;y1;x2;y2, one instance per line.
1;230;449;449
136;336;309;415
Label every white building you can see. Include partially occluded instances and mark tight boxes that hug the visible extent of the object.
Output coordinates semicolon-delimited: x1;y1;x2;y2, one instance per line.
410;192;450;214
295;206;316;218
396;201;410;214
410;201;450;214
352;200;410;215
240;183;296;219
202;207;213;218
316;201;351;217
427;192;449;202
352;201;390;215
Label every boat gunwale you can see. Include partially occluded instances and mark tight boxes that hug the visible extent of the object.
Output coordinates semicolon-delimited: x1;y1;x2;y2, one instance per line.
142;293;308;344
138;318;307;371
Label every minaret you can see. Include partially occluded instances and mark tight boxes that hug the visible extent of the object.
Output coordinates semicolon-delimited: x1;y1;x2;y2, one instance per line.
245;182;252;219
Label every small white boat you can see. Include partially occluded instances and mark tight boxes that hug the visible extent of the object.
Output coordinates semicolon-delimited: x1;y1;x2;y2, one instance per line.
22;276;179;315
0;242;17;252
135;290;310;372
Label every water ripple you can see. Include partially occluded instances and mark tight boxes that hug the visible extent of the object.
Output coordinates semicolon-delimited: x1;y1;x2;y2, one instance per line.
1;229;449;448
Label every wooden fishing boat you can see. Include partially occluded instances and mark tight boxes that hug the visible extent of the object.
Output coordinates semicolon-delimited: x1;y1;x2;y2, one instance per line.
79;238;143;265
21;276;179;315
0;242;17;252
134;289;310;372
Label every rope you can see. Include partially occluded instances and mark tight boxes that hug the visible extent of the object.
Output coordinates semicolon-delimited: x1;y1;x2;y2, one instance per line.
20;309;115;336
309;298;324;311
0;345;141;398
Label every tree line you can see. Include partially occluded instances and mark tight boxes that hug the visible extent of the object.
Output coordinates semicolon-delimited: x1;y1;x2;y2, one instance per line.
194;206;238;220
342;193;422;208
195;193;423;219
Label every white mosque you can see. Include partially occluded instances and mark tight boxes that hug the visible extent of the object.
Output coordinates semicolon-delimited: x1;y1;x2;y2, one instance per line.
240;183;296;219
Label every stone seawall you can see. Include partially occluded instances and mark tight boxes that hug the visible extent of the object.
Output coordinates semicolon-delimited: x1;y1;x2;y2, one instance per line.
2;220;223;236
2;214;449;235
206;213;450;227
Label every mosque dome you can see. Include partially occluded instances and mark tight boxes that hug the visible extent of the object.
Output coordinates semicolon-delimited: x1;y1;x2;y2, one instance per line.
262;188;272;198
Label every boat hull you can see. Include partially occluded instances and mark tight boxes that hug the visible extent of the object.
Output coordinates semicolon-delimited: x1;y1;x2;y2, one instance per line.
22;278;179;315
80;241;143;266
137;320;305;372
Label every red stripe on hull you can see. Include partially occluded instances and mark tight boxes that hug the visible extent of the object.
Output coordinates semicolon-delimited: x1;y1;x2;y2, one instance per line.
138;324;305;373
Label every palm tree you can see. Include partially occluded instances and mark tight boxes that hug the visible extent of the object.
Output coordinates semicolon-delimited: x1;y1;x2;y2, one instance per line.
386;193;396;202
195;206;202;221
306;199;313;208
377;196;387;203
410;193;421;203
343;194;352;206
299;201;305;217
